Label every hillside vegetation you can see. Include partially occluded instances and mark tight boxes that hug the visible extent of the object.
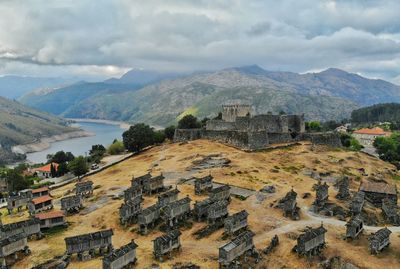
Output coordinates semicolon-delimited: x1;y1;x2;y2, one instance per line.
351;103;400;123
0;97;78;164
19;65;400;126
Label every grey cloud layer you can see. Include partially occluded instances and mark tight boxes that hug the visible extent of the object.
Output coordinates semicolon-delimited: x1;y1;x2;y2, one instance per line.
0;0;399;82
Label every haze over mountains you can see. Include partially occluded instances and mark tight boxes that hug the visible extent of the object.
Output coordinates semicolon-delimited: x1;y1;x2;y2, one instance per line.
17;65;400;126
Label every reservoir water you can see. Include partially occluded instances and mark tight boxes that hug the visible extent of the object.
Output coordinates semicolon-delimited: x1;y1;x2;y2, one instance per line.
26;122;125;164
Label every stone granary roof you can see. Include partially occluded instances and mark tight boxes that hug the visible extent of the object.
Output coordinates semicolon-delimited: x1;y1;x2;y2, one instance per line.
209;185;230;194
154;230;181;243
360;181;397;195
298;225;327;243
158;188;179;200
141;204;160;215
0;232;26;247
369;227;392;242
64;229;113;245
164;196;191;210
0;218;40;232
75;180;94;188
194;175;213;184
230;210;249;221
346;215;363;228
104;240;138;262
220;230;254;252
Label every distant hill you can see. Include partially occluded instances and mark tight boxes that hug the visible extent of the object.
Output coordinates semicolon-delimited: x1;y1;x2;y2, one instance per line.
0;75;75;99
19;65;400;126
351;103;400;123
0;97;79;164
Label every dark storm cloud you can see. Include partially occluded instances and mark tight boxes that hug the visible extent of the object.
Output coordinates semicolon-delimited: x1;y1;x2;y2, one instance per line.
0;0;399;82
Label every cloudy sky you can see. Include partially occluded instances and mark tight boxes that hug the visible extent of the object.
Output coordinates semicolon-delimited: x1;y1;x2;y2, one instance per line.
1;0;400;83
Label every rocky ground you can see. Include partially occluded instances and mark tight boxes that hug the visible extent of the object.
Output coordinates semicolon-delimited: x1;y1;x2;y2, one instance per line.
3;139;400;269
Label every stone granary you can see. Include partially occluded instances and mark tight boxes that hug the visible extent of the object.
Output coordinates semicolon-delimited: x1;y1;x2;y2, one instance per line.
119;198;142;226
350;191;365;215
194;175;213;195
277;189;300;220
123;184;143;204
75;181;94;197
381;197;400;226
31;255;70;269
35;211;67;229
153;230;181;261
132;173;165;195
193;198;214;221
138;204;161;235
0;218;42;240
219;230;256;269
28;195;53;215
0;233;30;268
32;186;50;199
7;189;32;214
313;181;329;209
157;188;180;207
345;215;364;239
336;176;350;200
61;195;83;214
103;240;138;269
161;196;191;228
64;229;113;260
293;224;327;257
369;227;391;254
209;185;231;202
174;104;342;150
224;210;249;236
207;200;229;224
359;180;397;207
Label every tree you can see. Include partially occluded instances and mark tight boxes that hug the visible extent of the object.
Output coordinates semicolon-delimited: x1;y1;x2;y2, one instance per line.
68;156;88;177
107;140;125;155
178;115;201;129
50;163;57;178
6;169;30;192
153;130;166;144
123;123;155;152
50;151;75;163
57;162;69;176
305;121;322;132
200;117;209;128
89;144;106;156
164;125;176;140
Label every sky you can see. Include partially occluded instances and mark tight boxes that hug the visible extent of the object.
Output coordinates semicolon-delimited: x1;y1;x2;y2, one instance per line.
0;0;400;83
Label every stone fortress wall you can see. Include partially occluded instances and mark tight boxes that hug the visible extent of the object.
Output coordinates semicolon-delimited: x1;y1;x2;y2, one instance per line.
174;104;341;150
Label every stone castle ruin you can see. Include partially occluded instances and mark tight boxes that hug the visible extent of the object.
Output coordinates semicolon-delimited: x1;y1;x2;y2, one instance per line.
174;104;341;150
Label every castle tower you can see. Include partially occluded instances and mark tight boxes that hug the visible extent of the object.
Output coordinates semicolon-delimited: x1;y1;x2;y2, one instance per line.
221;104;251;122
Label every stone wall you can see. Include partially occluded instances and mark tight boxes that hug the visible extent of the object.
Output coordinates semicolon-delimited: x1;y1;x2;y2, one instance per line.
206;120;236;131
267;133;293;144
174;129;202;141
249;115;288;133
203;130;250;150
222;104;251;122
300;132;342;147
286;115;305;133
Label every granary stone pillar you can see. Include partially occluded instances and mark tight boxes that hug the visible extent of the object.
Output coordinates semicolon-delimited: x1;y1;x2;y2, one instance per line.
1;257;6;267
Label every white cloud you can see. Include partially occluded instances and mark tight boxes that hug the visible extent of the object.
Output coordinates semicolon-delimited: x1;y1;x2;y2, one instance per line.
0;0;399;82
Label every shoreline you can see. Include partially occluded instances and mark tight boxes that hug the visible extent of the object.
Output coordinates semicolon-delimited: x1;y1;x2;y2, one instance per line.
11;130;94;155
67;118;132;130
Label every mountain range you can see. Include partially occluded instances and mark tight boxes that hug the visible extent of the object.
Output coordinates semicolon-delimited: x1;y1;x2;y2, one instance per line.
18;65;400;126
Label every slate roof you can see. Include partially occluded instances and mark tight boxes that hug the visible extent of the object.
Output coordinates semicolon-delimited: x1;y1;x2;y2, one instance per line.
220;230;254;252
194;175;213;184
104;240;138;262
76;181;93;188
228;210;249;221
158;188;179;199
346;215;363;228
64;229;113;245
153;230;181;243
360;181;397;195
164;196;191;210
298;225;327;242
1;218;40;232
370;227;392;241
140;204;160;215
0;232;26;247
209;185;230;194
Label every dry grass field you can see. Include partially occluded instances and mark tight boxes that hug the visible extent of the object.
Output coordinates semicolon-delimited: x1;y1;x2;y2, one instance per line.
4;139;400;269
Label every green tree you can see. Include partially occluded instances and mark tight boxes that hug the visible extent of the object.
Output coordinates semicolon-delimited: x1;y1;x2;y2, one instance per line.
305;121;322;132
68;156;88;177
50;163;57;178
107;140;125;155
122;124;155;152
153;130;166;144
50;151;75;163
178;115;201;129
6;169;30;191
164;125;176;140
89;144;106;156
57;162;69;176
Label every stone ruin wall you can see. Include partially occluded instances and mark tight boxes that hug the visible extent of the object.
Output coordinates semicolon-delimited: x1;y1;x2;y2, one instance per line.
221;104;251;122
300;132;342;148
249;115;288;133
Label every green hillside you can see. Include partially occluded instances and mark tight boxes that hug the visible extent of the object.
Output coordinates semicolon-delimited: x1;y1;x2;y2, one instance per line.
351;103;400;123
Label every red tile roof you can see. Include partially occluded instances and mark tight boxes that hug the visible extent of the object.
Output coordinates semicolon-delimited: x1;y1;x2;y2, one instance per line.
32;186;49;194
31;195;52;205
35;210;64;220
33;163;59;173
353;127;389;136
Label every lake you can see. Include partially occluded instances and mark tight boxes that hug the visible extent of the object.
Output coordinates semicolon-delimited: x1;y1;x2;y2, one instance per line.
26;122;125;164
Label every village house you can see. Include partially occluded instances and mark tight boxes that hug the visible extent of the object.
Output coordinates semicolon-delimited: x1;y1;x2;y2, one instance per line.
7;189;32;214
32;186;50;198
32;163;59;178
352;127;390;147
34;211;67;229
28;195;53;215
359;180;397;207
